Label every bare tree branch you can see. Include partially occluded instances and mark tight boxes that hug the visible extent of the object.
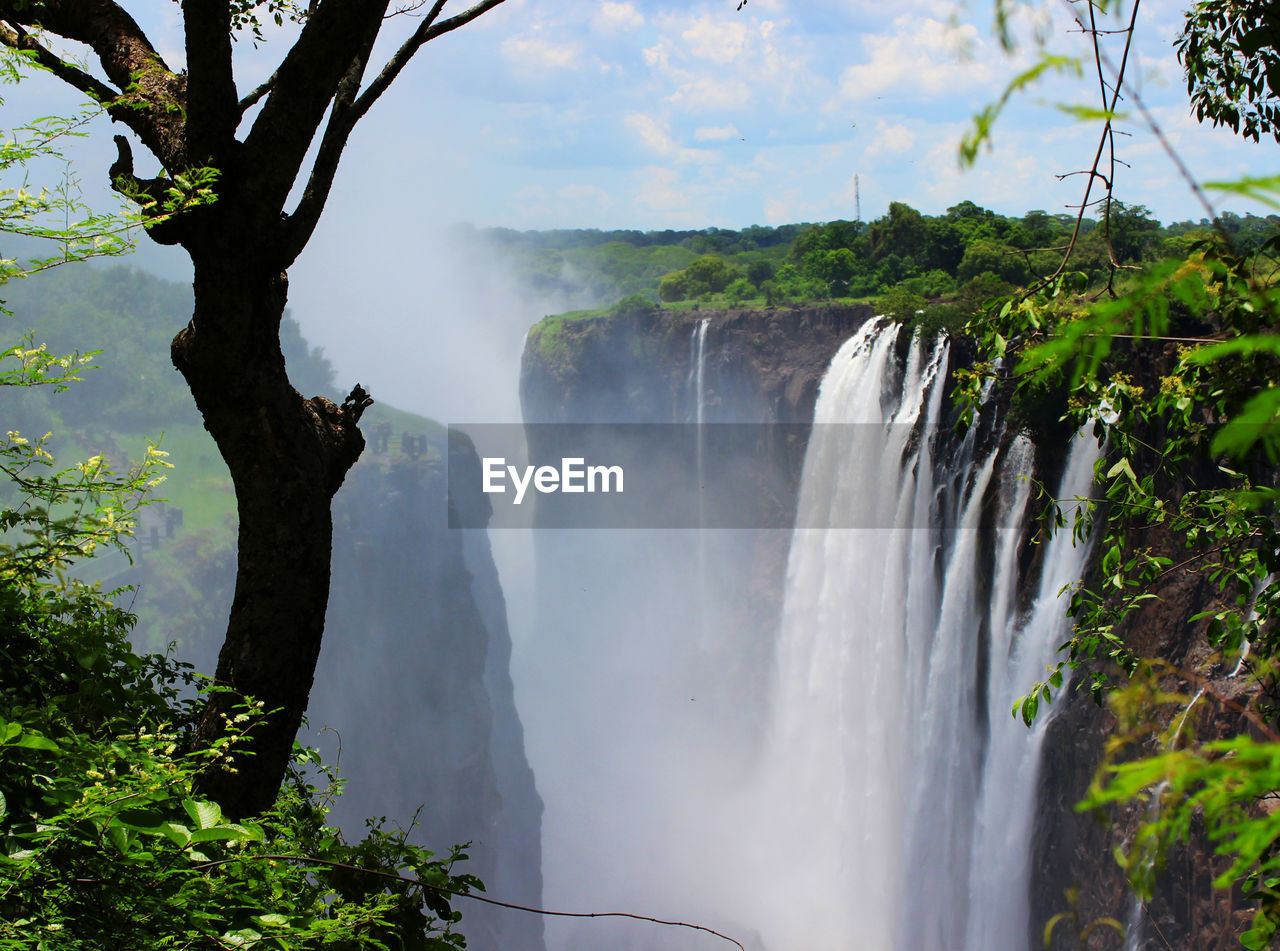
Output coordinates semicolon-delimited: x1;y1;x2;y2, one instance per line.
280;0;509;262
352;0;506;118
238;71;278;113
0;0;186;168
193;852;748;951
0;20;118;106
1036;0;1141;296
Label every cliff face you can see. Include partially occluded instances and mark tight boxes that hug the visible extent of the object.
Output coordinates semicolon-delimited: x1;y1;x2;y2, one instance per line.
519;303;1247;951
522;304;874;425
295;436;545;951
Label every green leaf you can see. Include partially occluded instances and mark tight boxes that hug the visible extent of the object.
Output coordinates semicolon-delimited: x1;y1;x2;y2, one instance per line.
189;824;257;844
105;824;131;854
1020;693;1040;727
219;928;263;948
183;798;222;831
1210;388;1280;458
1183;335;1280;363
1054;103;1127;122
1203;175;1280;209
11;733;59;752
159;822;192;847
1106;457;1137;484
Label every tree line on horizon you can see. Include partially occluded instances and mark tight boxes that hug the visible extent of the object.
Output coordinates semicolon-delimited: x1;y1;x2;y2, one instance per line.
477;202;1280;317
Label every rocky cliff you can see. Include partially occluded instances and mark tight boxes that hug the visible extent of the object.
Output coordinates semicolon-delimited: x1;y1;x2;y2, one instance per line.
311;431;545;951
519;302;1249;951
522;303;874;425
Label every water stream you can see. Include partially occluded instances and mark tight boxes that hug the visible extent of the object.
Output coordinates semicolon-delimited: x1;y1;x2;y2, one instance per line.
745;319;1098;951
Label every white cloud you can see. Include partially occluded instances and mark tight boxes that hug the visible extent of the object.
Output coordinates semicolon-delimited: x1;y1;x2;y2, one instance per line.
500;34;583;71
695;124;742;142
680;15;754;65
595;2;644;33
836;16;999;101
642;10;819;116
625;113;719;164
667;76;752;112
864;120;916;159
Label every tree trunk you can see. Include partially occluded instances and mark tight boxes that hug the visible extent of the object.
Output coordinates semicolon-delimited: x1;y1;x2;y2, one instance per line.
176;247;365;818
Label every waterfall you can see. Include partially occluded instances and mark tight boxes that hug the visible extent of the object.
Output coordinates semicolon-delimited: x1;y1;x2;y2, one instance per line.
689;317;709;427
749;318;1098;951
689;318;710;644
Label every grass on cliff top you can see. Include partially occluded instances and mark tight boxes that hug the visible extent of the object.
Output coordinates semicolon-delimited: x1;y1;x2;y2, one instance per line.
528;294;877;362
528;307;612;363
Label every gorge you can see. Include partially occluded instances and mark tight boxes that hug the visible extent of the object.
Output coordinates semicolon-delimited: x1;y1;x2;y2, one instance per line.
8;254;1248;950
516;302;1235;951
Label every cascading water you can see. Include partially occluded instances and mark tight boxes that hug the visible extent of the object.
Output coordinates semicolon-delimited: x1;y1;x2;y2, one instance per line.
689;318;710;643
745;318;1098;951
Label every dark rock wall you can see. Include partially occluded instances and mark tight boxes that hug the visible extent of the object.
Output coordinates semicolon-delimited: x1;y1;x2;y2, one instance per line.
522;304;1253;951
312;437;544;951
521;304;874;425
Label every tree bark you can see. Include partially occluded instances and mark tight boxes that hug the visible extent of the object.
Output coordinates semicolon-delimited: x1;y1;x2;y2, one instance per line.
0;0;509;819
175;241;365;817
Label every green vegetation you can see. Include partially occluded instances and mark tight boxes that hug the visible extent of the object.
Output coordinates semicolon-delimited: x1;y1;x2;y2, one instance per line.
962;3;1280;946
3;259;448;662
0;50;480;946
0;345;482;950
515;203;1280;349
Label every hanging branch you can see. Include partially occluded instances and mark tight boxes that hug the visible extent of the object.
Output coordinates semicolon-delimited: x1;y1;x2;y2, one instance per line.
1045;0;1142;296
192;853;747;951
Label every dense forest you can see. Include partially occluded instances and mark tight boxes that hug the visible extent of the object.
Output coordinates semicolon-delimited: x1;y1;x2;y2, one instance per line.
478;203;1278;311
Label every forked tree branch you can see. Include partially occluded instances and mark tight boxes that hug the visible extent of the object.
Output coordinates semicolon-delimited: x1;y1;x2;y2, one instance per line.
0;0;186;168
0;21;119;106
281;0;509;262
1047;0;1141;296
242;0;392;217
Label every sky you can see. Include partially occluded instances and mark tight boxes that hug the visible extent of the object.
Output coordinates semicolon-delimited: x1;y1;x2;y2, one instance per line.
16;0;1280;233
6;0;1280;419
290;0;1277;230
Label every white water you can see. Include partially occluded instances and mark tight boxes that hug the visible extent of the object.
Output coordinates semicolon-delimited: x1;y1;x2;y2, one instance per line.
747;318;1098;951
690;319;710;644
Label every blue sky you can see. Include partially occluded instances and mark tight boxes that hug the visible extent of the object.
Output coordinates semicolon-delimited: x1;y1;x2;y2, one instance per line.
306;0;1274;230
89;0;1280;233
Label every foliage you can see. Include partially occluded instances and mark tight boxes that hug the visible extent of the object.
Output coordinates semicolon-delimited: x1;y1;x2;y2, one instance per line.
1177;0;1280;144
876;286;926;323
494;202;1274;325
0;53;137;290
953;6;1280;943
658;255;743;302
4;262;338;434
1082;661;1280;950
0;343;483;949
609;292;657;319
